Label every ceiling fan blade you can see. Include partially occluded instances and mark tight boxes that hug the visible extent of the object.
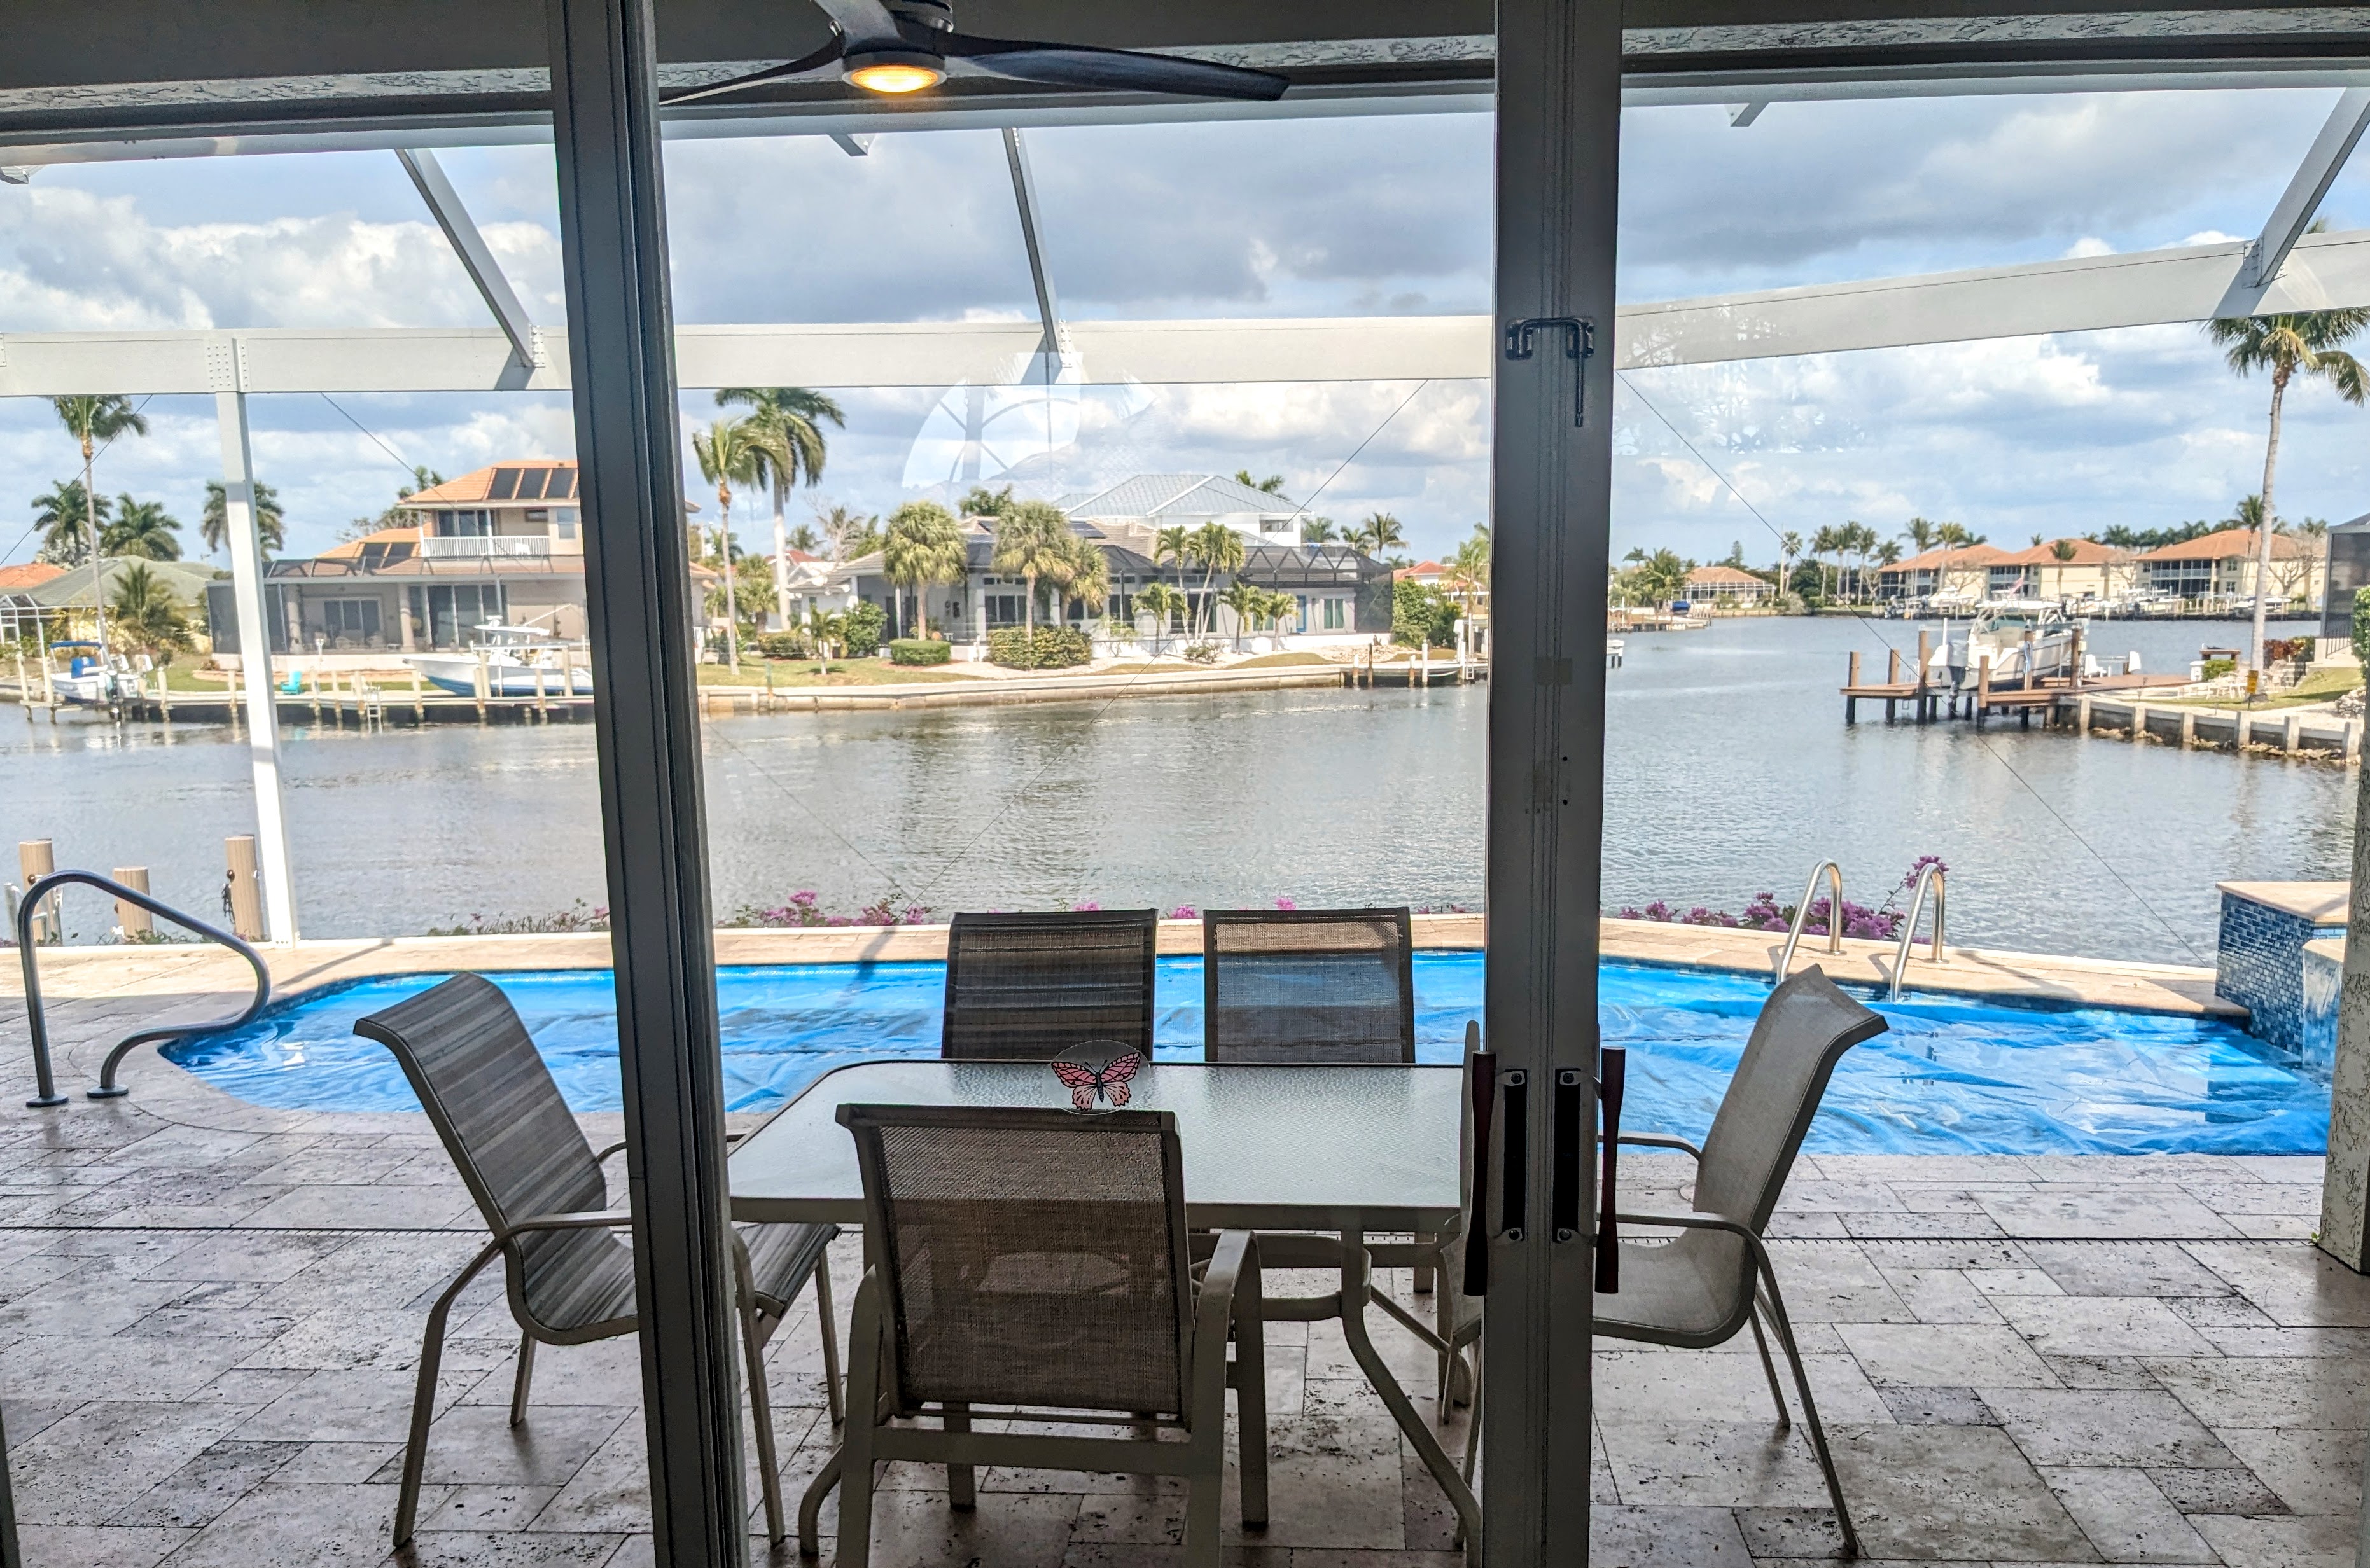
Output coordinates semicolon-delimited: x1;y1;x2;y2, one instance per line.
661;38;847;106
949;36;1287;101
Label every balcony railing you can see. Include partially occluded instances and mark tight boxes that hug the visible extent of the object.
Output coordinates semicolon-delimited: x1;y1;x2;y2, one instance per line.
419;535;554;559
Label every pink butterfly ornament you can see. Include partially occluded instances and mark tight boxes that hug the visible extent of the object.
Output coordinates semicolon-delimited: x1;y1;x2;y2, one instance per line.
1050;1052;1142;1111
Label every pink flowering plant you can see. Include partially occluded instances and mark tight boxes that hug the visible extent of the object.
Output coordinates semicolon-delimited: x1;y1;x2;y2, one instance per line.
1615;857;1946;941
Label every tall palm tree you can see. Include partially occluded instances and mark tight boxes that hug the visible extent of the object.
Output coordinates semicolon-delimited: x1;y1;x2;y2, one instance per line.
1187;521;1246;639
1049;531;1110;627
693;415;777;669
109;561;188;658
812;503;880;562
202;478;285;555
1776;530;1801;595
718;386;844;628
32;481;107;565
52;395;149;653
1351;512;1406;557
1133;580;1188;641
1902;517;1938;553
1218;578;1267;649
1808;525;1840;603
2206;306;2370;668
1234;471;1286;496
991;501;1073;634
104;496;183;562
959;485;1015;518
1154;524;1192;597
882;500;966;639
1299;517;1339;546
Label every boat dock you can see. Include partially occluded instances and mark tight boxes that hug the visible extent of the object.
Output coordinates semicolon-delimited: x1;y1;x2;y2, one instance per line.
1838;629;2190;726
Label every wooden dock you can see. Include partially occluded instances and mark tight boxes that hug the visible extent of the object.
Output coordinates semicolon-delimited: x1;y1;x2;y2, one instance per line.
1839;630;2189;727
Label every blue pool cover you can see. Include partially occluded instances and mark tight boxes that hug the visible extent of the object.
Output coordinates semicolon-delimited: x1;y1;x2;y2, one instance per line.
162;955;2329;1156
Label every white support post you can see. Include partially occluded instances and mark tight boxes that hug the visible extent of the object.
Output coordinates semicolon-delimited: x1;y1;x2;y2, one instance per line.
216;390;298;945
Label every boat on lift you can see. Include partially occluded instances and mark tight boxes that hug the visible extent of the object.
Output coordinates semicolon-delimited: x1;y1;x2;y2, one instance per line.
404;623;595;698
1945;603;2086;690
46;641;134;705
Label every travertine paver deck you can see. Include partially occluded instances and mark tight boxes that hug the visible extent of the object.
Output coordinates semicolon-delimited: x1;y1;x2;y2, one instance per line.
1;966;2360;1565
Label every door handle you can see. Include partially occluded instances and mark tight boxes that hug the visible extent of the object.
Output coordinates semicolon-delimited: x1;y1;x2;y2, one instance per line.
1596;1048;1626;1293
1552;1068;1584;1243
1462;1050;1495;1298
1498;1069;1528;1243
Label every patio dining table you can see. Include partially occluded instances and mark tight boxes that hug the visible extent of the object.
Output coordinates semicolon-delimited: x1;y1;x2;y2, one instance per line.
728;1057;1481;1549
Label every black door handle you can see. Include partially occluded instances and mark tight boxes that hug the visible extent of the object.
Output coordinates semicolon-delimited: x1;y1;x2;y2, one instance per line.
1462;1050;1495;1298
1597;1048;1626;1293
1552;1068;1584;1243
1498;1069;1528;1242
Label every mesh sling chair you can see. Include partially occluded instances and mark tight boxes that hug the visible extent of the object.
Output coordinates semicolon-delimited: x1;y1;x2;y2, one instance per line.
941;908;1159;1061
354;974;844;1550
1595;965;1890;1558
823;1104;1268;1568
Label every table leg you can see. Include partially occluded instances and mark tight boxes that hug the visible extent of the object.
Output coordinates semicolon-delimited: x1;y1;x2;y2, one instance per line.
1337;1226;1481;1552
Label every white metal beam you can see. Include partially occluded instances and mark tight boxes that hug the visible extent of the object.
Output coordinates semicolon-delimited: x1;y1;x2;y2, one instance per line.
1001;127;1063;363
394;146;543;371
214;389;297;947
3;228;2367;398
2240;86;2370;296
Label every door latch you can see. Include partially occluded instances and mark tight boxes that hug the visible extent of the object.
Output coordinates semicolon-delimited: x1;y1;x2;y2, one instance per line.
1503;316;1597;427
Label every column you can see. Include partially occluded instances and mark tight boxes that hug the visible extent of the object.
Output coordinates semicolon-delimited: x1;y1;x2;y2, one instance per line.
216;391;298;944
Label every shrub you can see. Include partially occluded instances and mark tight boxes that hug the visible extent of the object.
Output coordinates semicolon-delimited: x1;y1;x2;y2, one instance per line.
1182;641;1222;664
889;637;951;666
1393;579;1459;648
2201;656;2237;681
2353;591;2370;669
2264;636;2310;665
753;632;809;660
988;625;1092;669
843;601;886;656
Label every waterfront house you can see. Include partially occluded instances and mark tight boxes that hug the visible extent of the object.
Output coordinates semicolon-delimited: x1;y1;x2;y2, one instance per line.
2135;525;2327;608
837;473;1396;644
1873;541;2010;603
1985;538;2138;604
0;561;66;644
13;557;220;645
1683;563;1776;604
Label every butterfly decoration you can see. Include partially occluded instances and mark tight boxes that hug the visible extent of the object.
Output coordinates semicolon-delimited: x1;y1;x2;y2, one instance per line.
1050;1051;1143;1111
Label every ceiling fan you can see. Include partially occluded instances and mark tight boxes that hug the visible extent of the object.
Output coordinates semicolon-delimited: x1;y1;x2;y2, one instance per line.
662;0;1290;106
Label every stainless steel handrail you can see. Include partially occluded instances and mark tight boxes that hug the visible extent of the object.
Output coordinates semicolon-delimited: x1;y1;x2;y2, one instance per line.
1887;864;1948;1001
13;870;273;1107
1771;861;1844;985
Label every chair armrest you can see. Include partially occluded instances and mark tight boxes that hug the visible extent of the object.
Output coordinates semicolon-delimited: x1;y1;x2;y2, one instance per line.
1197;1231;1256;1323
1609;1208;1773;1271
1191;1232;1259;1429
491;1209;636;1247
1596;1132;1704;1162
593;1141;629;1167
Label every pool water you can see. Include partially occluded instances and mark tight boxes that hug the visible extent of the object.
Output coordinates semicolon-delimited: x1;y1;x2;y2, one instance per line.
160;956;2329;1156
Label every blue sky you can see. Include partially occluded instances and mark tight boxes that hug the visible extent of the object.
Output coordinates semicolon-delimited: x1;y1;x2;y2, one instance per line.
3;87;2369;571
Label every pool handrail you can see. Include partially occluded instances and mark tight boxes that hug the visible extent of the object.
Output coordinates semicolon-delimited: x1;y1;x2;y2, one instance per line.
1886;863;1947;1002
1771;861;1845;985
11;868;274;1107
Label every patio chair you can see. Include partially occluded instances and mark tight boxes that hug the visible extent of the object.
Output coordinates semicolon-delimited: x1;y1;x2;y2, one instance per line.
1596;964;1889;1558
1201;906;1414;1064
941;908;1159;1060
354;974;843;1550
827;1102;1267;1568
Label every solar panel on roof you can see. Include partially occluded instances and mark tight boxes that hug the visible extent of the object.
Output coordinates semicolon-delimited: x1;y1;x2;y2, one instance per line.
518;468;550;500
555;469;578;499
489;468;522;501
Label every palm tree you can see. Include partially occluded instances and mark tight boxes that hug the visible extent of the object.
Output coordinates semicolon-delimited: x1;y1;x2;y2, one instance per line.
1934;520;1972;549
693;415;776;669
718;386;843;628
882;499;966;639
991;501;1073;634
109;561;188;659
812;503;881;562
1262;586;1300;636
1049;531;1109;627
51;396;148;654
104;497;183;562
1299;517;1339;546
1187;521;1246;639
202;478;286;556
1902;517;1938;553
1234;471;1286;496
1350;512;1406;557
1154;524;1192;596
1218;578;1267;648
2206;307;2370;667
959;484;1016;518
1776;530;1801;595
1808;525;1839;603
1133;580;1187;642
786;524;821;553
32;481;107;565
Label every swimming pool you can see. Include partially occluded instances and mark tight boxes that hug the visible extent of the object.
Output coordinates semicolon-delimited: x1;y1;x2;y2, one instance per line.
160;955;2327;1156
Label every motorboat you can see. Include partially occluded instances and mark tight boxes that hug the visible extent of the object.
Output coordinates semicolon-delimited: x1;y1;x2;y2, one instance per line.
405;623;594;698
1945;604;2086;690
46;642;132;705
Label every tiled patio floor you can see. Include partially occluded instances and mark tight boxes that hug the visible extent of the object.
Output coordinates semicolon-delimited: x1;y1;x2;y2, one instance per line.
0;987;2364;1566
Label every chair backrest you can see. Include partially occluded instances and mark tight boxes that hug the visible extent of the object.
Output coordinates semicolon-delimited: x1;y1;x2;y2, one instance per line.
354;973;615;1325
837;1103;1194;1419
942;909;1159;1061
1201;907;1414;1064
1692;966;1888;1232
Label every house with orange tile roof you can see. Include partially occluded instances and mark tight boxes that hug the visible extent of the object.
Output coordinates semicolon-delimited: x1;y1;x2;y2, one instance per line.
1982;538;2138;605
1683;563;1776;604
1874;543;2009;604
2133;526;2325;608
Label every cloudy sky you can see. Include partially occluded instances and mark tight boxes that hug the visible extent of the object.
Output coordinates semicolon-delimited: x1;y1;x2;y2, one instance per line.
4;86;2369;571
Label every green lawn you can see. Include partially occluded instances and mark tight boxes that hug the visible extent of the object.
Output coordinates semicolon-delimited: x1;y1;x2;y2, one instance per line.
697;657;984;688
2156;665;2364;711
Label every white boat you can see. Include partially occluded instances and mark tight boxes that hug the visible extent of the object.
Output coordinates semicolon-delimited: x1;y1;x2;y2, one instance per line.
405;623;594;698
46;642;133;705
1946;604;2085;690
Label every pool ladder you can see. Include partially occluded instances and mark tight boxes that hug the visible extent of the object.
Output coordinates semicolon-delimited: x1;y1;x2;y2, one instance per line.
1770;859;1947;999
12;869;273;1109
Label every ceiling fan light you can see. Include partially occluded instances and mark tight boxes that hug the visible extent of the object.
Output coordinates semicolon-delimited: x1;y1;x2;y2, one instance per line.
843;50;945;93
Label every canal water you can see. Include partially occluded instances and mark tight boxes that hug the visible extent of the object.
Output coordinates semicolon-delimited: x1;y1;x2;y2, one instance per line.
1;616;2348;962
